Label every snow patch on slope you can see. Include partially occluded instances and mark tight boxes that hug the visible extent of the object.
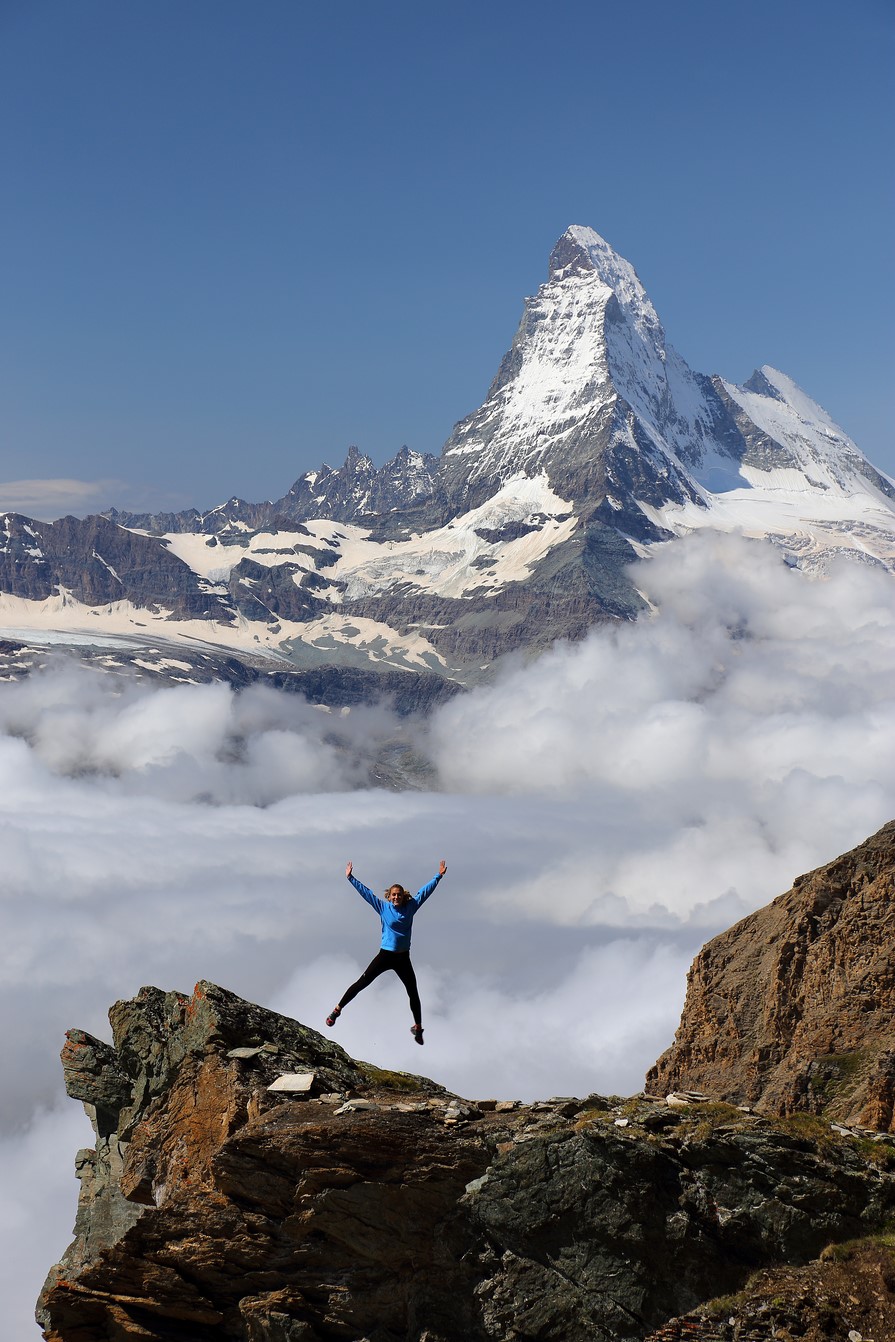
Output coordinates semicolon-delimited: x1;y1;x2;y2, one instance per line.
563;225;663;348
289;615;447;671
160;478;578;605
162;530;328;583
640;483;895;572
332;475;577;600
0;591;448;676
494;272;614;439
442;265;617;483
0;592;307;661
722;366;894;500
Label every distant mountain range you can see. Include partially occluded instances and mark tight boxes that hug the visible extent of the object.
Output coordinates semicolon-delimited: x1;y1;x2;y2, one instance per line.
2;225;893;691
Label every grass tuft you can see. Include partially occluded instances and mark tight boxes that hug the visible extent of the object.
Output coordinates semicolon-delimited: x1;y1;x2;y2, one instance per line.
358;1062;427;1093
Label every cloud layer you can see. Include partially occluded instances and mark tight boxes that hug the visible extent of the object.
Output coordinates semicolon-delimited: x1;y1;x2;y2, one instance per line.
0;478;193;521
3;532;895;1335
0;478;123;520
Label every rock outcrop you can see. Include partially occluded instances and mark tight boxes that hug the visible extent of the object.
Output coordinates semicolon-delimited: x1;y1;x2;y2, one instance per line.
38;981;895;1341
648;819;895;1130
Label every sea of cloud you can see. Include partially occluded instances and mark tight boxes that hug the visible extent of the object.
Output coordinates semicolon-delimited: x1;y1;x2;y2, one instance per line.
3;531;895;1337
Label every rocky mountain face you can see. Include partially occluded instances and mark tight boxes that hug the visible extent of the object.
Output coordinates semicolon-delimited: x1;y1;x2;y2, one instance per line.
39;969;895;1342
4;227;894;689
0;513;229;619
648;819;895;1132
0;634;459;715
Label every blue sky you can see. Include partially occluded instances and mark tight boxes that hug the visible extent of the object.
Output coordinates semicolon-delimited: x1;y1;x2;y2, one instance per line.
0;0;892;517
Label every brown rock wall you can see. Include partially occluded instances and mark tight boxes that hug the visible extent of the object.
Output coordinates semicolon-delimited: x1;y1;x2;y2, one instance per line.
648;820;895;1127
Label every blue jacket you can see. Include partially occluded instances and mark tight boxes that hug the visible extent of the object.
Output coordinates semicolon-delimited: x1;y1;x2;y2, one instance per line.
348;872;443;951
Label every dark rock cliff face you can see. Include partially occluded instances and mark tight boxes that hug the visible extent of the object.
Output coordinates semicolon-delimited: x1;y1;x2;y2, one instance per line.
38;981;895;1342
0;514;232;620
648;819;895;1129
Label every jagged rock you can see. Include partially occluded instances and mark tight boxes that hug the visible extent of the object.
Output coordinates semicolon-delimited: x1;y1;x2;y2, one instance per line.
240;1290;324;1341
648;820;895;1130
60;1029;132;1131
37;983;895;1341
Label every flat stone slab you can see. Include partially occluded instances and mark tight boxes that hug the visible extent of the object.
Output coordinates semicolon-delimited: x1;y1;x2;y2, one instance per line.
228;1043;280;1059
267;1072;316;1093
666;1091;712;1108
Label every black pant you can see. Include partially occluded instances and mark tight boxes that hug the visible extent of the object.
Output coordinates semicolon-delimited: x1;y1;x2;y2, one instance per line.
339;949;422;1025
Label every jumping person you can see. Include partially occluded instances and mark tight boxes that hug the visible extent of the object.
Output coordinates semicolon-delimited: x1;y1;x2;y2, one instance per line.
326;859;447;1045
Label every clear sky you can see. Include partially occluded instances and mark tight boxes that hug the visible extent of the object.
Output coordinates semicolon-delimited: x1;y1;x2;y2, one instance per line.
1;0;892;518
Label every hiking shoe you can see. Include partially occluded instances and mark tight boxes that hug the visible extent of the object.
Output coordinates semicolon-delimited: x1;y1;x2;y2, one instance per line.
326;1007;341;1028
411;1024;424;1045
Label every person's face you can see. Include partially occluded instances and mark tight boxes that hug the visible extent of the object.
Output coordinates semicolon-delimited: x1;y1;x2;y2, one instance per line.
387;885;407;907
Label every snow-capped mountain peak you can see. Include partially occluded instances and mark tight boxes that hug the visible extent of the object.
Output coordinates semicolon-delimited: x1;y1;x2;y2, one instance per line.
3;225;893;688
551;224;665;350
746;365;865;442
717;365;895;502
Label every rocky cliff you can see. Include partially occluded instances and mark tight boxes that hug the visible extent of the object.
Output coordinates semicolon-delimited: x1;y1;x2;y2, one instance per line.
648;819;895;1131
38;978;895;1341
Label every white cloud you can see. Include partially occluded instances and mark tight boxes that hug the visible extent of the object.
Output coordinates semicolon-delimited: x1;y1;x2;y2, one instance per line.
270;939;692;1102
0;478;194;521
0;478;124;520
0;1102;92;1342
0;666;395;802
2;532;895;1335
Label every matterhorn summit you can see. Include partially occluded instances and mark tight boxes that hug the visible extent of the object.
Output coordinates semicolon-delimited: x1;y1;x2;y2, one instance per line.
441;225;895;555
439;224;717;520
1;226;893;687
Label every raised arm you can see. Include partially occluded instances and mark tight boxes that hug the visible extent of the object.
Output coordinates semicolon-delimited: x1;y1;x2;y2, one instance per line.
414;859;447;907
345;861;382;910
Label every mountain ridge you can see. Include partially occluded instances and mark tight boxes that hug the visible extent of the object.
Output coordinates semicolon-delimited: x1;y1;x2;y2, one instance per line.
2;226;893;688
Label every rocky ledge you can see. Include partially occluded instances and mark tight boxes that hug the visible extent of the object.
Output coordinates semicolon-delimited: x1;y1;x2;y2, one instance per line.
38;980;895;1341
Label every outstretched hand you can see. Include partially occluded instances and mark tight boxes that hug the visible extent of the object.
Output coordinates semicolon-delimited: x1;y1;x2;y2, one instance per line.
438;859;447;877
346;860;353;878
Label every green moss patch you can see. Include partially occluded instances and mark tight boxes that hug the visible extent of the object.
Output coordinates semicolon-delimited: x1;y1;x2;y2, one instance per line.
358;1062;429;1094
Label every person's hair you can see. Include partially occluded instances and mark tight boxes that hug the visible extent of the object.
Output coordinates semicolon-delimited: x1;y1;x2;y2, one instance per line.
385;884;411;905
